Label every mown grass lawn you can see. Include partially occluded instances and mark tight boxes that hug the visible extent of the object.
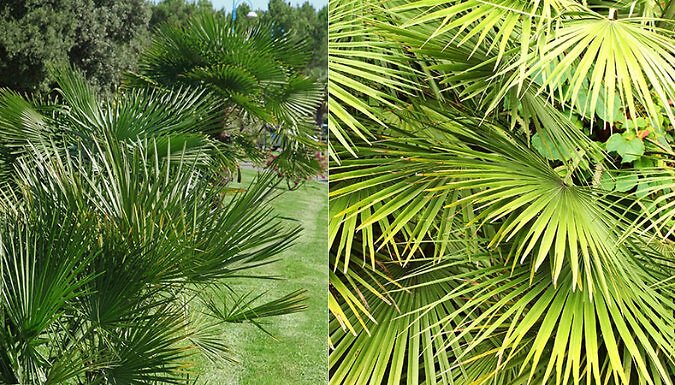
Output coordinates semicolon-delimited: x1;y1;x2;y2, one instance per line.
197;168;328;385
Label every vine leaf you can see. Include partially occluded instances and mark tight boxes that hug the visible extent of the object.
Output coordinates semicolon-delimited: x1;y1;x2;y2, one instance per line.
605;133;644;163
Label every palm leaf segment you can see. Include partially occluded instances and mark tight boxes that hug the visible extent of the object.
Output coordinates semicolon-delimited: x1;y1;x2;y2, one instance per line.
329;1;675;384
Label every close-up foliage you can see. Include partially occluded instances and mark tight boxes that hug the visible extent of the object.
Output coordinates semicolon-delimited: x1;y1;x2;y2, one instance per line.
328;0;675;384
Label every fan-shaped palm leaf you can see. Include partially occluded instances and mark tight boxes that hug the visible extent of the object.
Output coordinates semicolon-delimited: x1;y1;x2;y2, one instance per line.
0;69;309;382
126;12;324;175
328;0;675;384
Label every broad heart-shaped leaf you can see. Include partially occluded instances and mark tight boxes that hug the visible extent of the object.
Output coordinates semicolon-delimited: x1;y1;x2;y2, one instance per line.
531;132;574;161
615;173;639;193
605;133;645;163
576;85;623;123
623;117;648;130
635;178;652;199
599;171;615;191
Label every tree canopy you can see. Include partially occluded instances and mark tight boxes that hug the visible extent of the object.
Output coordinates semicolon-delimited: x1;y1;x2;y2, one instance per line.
0;0;151;94
0;0;327;94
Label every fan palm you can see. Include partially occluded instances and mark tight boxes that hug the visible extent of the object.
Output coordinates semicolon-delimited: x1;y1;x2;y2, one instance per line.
328;1;675;384
0;69;307;383
126;12;326;182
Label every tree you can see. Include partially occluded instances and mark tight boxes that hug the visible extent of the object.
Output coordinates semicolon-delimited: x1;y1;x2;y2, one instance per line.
149;0;218;30
328;1;675;384
263;0;328;79
126;12;325;181
312;5;328;77
0;69;306;383
0;0;151;94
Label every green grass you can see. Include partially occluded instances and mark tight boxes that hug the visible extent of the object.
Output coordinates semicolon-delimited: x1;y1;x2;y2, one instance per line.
197;168;328;385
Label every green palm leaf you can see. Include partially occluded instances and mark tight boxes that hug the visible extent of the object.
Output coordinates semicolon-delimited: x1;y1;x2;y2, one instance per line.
0;69;309;382
328;0;675;384
126;12;324;173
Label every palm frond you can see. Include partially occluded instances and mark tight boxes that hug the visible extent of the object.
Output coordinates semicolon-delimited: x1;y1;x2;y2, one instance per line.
328;0;675;383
